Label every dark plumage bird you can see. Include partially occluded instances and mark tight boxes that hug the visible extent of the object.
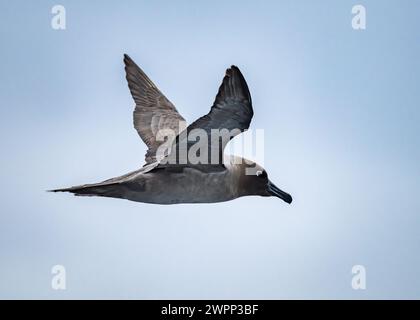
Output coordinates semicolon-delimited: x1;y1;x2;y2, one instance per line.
50;55;292;205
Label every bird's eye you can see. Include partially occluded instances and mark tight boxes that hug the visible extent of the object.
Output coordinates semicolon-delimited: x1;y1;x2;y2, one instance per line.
256;170;266;178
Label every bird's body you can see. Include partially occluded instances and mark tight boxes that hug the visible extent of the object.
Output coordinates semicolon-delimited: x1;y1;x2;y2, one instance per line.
75;163;238;205
55;156;265;204
51;55;293;205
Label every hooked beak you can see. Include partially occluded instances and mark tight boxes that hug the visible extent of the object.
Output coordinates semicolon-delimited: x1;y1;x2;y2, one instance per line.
267;181;293;204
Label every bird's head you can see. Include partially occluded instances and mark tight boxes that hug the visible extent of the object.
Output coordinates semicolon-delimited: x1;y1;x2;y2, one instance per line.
235;160;292;204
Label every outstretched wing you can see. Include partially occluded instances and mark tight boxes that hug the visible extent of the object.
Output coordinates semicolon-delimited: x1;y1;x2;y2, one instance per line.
164;65;253;167
124;54;186;165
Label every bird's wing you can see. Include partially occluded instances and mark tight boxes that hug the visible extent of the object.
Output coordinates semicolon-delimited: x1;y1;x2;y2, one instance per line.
164;65;253;168
124;54;186;165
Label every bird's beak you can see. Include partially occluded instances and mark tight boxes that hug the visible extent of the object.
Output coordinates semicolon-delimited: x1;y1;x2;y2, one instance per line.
267;181;292;204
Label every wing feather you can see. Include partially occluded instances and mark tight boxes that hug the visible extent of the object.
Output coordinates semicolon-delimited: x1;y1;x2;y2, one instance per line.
164;66;253;167
124;54;186;165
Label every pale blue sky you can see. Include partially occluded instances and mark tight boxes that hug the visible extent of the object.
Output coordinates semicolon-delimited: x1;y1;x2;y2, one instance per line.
0;0;419;299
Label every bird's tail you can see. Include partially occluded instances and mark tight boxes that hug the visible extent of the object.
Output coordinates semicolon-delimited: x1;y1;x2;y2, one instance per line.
49;168;145;198
48;181;122;198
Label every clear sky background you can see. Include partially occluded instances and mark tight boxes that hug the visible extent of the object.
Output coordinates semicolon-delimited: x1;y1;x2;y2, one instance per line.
0;0;419;299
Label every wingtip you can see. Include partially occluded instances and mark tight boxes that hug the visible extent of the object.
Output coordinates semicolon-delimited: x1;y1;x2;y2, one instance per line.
226;65;243;78
230;65;242;74
123;54;132;65
215;64;252;109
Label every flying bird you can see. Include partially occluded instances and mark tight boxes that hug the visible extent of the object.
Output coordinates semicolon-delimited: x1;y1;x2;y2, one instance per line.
50;55;292;205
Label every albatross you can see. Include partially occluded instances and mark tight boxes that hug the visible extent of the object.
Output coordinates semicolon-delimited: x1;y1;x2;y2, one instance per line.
50;55;292;205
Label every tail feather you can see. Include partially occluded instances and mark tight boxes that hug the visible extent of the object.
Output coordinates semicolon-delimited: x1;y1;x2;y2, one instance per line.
48;182;122;197
49;168;147;198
